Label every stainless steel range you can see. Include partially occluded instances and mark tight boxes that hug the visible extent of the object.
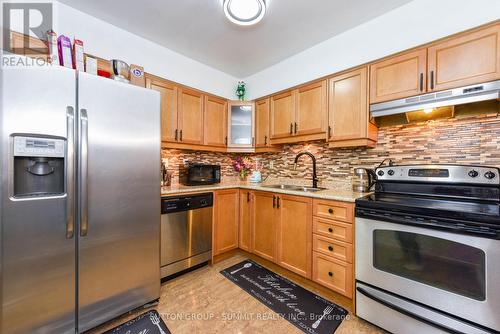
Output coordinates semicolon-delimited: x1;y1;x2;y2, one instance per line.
355;165;500;334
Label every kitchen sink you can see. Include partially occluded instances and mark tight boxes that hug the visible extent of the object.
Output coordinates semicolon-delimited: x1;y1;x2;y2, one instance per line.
261;184;327;192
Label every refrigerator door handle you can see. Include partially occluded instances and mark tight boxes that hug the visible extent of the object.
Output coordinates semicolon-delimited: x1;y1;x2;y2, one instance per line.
80;109;89;237
66;107;75;239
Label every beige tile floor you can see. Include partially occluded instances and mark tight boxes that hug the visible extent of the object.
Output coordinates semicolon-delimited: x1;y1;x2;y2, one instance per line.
88;253;386;334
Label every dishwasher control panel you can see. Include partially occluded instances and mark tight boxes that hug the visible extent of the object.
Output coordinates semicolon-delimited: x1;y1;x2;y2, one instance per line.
161;192;213;214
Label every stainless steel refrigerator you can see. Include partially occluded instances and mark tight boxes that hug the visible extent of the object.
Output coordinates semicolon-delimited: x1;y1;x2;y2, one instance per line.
0;66;161;333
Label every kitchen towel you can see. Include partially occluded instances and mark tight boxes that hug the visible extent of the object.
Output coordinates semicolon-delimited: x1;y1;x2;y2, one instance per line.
103;310;171;334
221;259;348;334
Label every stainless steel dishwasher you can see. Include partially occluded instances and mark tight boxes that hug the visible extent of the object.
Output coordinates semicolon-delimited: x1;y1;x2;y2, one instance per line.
160;193;213;278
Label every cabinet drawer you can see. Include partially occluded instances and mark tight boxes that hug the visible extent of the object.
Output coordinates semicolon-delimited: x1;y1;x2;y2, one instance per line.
313;234;352;263
312;252;353;298
313;199;353;223
313;217;353;243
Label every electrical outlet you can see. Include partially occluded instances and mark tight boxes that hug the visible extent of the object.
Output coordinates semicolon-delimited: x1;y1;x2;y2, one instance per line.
269;161;274;169
183;159;189;167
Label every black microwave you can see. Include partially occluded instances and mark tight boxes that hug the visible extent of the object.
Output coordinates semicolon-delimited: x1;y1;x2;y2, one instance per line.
180;164;221;186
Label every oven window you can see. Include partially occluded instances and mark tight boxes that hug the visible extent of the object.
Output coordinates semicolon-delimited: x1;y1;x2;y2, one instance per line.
373;230;485;301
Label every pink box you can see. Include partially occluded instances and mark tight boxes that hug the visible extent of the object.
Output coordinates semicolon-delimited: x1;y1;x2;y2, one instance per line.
57;35;72;68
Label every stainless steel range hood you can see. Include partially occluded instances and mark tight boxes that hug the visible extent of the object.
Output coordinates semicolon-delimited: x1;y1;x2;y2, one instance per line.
370;80;500;117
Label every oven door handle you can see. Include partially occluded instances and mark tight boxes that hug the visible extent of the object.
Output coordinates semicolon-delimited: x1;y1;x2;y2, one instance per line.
356;286;470;334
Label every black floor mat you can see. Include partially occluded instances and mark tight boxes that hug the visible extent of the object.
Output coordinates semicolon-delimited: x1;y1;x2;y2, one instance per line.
103;310;171;334
221;259;348;334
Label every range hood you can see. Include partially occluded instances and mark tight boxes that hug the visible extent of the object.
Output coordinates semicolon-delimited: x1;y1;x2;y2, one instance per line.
370;80;500;117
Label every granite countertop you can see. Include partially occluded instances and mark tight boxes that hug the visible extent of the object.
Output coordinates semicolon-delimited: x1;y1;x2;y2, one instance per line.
161;178;370;203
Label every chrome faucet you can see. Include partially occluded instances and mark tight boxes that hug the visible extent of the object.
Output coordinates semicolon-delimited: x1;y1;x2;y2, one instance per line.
293;151;319;188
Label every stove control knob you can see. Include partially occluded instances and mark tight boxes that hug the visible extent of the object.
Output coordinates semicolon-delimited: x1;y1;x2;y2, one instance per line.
484;171;496;180
387;169;395;176
377;170;385;177
468;170;479;178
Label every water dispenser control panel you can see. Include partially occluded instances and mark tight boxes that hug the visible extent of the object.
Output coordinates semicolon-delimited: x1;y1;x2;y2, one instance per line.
13;136;65;158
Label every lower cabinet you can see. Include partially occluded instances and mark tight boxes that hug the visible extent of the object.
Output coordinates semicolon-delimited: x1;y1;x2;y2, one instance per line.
239;190;253;252
213;189;239;255
277;195;312;278
234;190;355;299
252;191;278;262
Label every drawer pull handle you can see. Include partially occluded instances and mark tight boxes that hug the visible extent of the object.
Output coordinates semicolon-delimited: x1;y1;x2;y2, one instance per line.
328;245;333;252
328;228;333;233
328;272;333;277
328;208;334;214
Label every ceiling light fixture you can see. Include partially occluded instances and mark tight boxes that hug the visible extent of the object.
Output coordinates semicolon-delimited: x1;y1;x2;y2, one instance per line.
223;0;266;26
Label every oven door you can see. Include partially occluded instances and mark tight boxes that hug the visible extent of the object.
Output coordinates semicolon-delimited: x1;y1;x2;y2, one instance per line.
356;217;500;332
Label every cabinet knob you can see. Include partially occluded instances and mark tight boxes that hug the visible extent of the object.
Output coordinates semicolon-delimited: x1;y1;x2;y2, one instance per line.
328;272;333;277
328;245;333;252
328;228;333;233
290;123;293;134
264;135;267;145
272;195;276;208
328;208;334;214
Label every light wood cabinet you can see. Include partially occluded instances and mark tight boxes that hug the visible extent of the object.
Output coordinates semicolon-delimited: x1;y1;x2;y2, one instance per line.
295;80;327;136
270;91;295;139
239;190;253;252
328;67;377;148
369;49;427;103
204;95;227;147
270;80;327;144
178;88;204;145
145;75;178;143
428;24;500;92
277;195;312;278
255;98;271;147
252;191;278;262
312;252;353;298
213;189;239;255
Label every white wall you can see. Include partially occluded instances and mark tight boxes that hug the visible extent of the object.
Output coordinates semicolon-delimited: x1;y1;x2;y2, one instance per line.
243;0;500;100
48;1;238;99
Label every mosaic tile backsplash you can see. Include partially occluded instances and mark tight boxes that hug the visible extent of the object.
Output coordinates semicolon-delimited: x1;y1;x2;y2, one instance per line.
161;113;500;185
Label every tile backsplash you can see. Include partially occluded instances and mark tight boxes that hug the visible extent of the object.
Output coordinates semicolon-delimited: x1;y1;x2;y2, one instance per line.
162;113;500;185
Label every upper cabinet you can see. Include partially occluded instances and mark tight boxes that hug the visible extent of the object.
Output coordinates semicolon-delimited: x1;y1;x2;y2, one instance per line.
270;91;295;139
428;24;500;92
369;49;427;103
370;23;500;103
255;98;271;147
146;75;178;143
328;67;377;148
270;80;327;144
295;81;327;137
204;95;227;148
227;101;254;149
178;87;204;145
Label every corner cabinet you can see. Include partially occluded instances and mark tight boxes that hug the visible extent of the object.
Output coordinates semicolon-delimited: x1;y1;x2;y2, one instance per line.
270;80;327;144
328;67;377;148
227;101;255;150
239;190;253;252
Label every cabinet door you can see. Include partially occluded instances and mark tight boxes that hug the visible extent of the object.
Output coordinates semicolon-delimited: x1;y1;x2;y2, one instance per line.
252;191;278;262
214;189;239;255
295;80;327;136
329;67;369;141
204;95;227;147
146;75;178;142
428;24;500;92
277;195;312;278
228;102;254;148
255;98;270;147
178;87;204;145
369;48;427;103
239;190;253;252
270;91;295;139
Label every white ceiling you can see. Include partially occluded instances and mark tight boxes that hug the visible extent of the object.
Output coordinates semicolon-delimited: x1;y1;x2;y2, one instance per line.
58;0;412;78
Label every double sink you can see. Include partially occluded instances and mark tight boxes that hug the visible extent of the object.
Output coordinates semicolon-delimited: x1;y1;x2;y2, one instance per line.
261;184;327;193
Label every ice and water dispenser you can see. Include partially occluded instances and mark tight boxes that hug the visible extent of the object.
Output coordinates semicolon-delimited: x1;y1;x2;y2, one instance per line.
13;136;66;197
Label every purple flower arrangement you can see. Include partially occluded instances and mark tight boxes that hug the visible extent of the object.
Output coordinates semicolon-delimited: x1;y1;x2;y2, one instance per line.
232;156;252;180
